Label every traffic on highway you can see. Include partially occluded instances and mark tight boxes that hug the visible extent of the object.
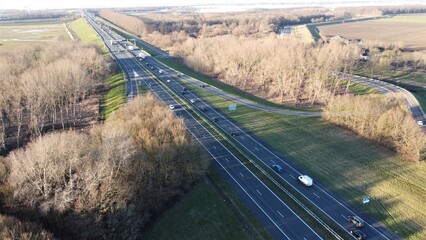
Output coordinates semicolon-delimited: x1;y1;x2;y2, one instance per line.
85;13;401;240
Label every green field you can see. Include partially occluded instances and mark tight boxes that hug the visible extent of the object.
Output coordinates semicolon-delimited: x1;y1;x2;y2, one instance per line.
144;170;271;240
180;80;426;240
68;18;107;53
377;15;426;23
0;21;69;50
100;73;126;119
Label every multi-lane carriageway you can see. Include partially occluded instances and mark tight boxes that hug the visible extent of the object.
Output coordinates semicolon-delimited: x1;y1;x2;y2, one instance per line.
85;15;400;240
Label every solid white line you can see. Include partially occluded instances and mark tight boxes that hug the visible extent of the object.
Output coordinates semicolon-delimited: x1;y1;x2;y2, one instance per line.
277;210;284;218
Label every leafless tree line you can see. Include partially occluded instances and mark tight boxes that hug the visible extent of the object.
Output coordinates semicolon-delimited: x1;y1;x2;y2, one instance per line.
0;42;109;153
0;213;54;240
324;94;425;161
173;36;361;105
3;94;208;239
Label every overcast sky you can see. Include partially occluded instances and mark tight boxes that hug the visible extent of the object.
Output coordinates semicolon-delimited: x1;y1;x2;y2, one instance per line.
0;0;423;10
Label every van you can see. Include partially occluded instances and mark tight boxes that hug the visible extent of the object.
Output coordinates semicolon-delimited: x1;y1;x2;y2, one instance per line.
298;175;313;186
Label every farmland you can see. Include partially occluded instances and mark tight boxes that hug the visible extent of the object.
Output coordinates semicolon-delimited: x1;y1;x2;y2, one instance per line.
0;21;70;50
317;15;426;50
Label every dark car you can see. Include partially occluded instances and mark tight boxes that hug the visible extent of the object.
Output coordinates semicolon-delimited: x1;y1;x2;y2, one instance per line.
213;117;219;122
349;228;366;240
200;107;207;112
271;164;283;173
230;132;237;137
348;215;364;228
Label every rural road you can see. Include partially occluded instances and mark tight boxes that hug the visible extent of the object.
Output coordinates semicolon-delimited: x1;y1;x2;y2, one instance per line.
342;73;426;123
88;14;401;240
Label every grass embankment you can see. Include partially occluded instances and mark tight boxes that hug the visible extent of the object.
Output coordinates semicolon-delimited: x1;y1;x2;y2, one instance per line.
68;18;107;53
182;81;426;240
100;73;126;119
144;169;271;240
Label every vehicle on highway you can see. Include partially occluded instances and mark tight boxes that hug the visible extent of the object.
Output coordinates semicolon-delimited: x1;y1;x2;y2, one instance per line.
349;228;367;240
298;175;313;186
230;132;237;137
272;164;283;173
417;120;423;126
150;66;154;70
169;105;175;110
146;62;149;65
181;90;186;94
190;99;197;103
200;107;207;112
348;215;364;228
213;117;219;122
159;69;163;74
167;79;171;83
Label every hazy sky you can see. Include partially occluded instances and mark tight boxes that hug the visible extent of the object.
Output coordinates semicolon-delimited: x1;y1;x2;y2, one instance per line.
0;0;424;10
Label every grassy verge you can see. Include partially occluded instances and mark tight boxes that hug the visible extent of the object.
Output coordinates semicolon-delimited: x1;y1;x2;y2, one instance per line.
100;73;126;119
182;80;426;240
68;18;108;53
144;169;271;240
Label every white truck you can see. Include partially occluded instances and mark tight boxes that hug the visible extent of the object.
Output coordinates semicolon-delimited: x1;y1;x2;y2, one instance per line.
127;45;134;51
298;175;313;186
138;53;145;59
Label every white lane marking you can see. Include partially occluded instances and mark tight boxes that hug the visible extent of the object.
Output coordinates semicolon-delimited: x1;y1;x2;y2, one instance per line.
225;158;229;162
277;210;284;218
239;172;244;177
256;189;262;195
313;193;321;198
213;146;217;149
290;174;296;179
254;147;259;151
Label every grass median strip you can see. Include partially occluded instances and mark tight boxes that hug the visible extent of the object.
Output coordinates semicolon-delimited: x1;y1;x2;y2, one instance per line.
100;73;126;119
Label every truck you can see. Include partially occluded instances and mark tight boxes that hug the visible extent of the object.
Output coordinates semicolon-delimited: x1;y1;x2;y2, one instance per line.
138;53;145;59
298;175;313;186
127;45;134;51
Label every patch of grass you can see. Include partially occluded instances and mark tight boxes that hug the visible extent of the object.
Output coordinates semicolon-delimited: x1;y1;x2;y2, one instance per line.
0;22;69;50
377;15;426;23
100;73;126;119
305;24;321;40
68;18;107;53
144;170;271;240
341;80;379;95
184;82;426;240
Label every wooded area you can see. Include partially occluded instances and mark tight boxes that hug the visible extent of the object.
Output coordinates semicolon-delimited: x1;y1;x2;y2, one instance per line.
325;94;425;161
0;42;109;154
2;94;207;239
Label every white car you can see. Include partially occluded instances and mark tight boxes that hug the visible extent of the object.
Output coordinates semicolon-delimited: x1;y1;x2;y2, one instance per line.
298;175;313;186
417;120;423;126
190;99;197;103
169;105;175;110
167;80;171;83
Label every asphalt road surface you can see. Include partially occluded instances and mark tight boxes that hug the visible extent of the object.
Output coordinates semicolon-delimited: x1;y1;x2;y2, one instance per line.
87;14;401;240
85;14;323;240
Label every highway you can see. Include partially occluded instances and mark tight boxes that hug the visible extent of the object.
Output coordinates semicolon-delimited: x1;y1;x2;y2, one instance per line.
85;15;324;240
141;56;401;240
87;14;401;240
